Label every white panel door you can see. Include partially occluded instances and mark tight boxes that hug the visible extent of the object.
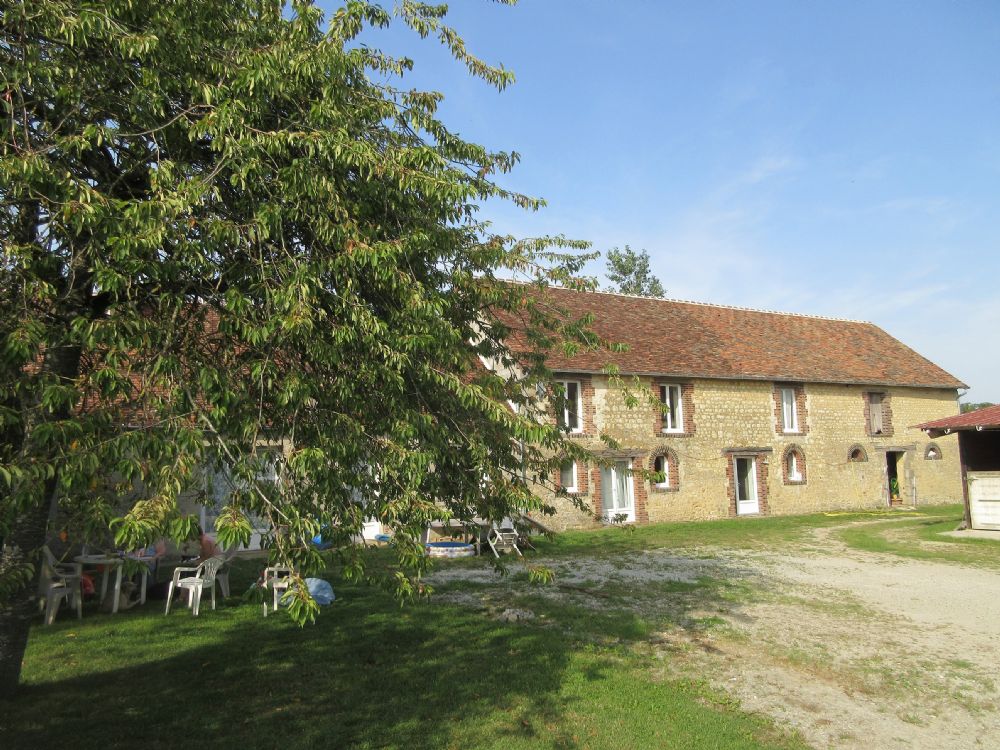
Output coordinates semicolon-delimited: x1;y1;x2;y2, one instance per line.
970;472;1000;531
601;461;635;522
735;457;760;515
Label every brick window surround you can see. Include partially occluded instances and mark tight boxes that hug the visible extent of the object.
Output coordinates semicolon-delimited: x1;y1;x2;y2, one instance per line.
924;443;943;461
725;450;771;516
863;391;894;437
651;381;696;437
773;383;808;435
590;458;649;524
648;447;680;493
781;445;807;485
847;444;869;462
552;374;596;437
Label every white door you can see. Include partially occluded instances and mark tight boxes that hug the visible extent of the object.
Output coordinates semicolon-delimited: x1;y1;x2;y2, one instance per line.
735;456;760;515
601;460;635;522
970;472;1000;531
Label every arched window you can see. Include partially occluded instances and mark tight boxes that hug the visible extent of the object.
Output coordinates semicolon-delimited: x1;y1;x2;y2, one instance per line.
847;445;868;463
783;445;806;484
924;443;943;461
649;448;679;492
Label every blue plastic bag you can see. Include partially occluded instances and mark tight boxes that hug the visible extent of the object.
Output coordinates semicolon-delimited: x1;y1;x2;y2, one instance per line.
305;577;336;605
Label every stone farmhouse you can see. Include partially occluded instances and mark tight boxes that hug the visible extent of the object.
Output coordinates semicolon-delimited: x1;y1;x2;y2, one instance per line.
508;285;966;530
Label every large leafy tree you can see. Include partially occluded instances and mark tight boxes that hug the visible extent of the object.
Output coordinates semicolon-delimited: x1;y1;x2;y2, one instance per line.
0;0;597;695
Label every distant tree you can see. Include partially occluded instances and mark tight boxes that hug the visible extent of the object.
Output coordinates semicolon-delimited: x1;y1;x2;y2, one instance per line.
960;402;995;414
605;246;665;297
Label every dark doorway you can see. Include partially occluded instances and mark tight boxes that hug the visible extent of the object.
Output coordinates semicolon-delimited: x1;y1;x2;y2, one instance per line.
886;451;904;506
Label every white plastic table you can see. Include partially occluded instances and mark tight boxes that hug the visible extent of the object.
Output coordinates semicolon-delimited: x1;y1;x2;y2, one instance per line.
74;554;154;613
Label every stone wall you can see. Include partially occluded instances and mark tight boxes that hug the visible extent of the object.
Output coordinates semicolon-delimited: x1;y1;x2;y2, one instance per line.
535;375;963;529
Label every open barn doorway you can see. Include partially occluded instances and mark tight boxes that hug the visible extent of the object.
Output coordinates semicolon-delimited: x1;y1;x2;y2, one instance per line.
885;451;905;506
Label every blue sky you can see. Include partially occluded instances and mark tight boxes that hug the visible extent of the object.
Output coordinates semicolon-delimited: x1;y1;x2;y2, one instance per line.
338;1;1000;402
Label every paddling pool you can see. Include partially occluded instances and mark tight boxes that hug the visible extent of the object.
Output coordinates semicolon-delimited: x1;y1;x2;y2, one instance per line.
425;541;476;558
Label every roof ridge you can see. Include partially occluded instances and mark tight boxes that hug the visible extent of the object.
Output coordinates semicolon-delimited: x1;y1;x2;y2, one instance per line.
524;281;872;324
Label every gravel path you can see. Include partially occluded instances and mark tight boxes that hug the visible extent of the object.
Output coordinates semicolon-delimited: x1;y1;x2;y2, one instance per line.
691;524;1000;749
427;520;1000;749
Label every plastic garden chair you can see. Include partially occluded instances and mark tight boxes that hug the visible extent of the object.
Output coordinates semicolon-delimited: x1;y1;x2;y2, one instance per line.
39;547;82;625
164;556;223;616
215;547;240;599
487;520;522;559
262;566;293;617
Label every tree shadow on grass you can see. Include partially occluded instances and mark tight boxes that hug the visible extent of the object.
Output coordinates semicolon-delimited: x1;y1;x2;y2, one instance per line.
1;583;588;750
2;554;781;750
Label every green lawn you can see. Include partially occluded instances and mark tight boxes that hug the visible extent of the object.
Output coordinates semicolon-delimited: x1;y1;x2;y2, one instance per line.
531;503;961;557
1;504;980;749
1;554;805;750
837;509;1000;568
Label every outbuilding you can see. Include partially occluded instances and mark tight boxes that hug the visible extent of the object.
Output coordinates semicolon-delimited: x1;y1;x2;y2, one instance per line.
916;404;1000;530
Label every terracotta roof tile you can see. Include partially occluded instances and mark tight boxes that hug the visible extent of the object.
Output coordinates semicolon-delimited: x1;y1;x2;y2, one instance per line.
505;284;966;390
915;403;1000;431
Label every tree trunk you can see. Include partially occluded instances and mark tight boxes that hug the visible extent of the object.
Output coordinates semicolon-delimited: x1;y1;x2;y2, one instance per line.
0;343;81;698
0;486;55;698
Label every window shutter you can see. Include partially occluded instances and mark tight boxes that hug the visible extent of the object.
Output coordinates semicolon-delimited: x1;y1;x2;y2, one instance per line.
567;381;580;431
870;394;883;434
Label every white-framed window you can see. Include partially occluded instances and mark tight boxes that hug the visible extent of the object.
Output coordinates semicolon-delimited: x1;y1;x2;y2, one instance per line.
559;459;578;493
787;451;802;482
653;454;670;489
556;379;583;433
601;460;635;522
659;384;683;433
868;393;884;435
780;387;798;433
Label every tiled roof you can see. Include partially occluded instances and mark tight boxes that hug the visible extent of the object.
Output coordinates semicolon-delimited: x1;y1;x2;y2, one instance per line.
504;284;966;390
915;403;1000;432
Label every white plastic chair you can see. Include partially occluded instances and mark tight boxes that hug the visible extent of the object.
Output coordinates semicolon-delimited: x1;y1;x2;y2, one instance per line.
262;566;293;617
39;547;82;625
487;520;522;559
164;557;223;616
215;547;240;599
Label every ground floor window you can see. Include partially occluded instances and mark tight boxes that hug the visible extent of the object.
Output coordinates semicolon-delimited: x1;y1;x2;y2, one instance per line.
649;448;679;492
560;459;578;492
601;460;635;522
783;446;806;484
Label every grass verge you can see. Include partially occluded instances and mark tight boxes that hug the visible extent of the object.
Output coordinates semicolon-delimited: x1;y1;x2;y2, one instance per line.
838;507;1000;568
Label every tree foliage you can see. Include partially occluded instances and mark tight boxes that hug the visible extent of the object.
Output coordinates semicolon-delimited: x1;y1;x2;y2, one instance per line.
960;402;995;414
0;0;598;694
605;245;665;297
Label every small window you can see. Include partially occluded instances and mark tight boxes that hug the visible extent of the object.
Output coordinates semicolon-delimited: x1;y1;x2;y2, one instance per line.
559;460;578;492
659;384;683;433
787;451;802;482
868;393;884;435
848;445;868;463
556;380;582;433
925;444;942;461
780;388;798;433
653;454;670;489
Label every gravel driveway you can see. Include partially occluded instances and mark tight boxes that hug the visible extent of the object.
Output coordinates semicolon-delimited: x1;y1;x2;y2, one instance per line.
660;524;1000;750
428;520;1000;749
